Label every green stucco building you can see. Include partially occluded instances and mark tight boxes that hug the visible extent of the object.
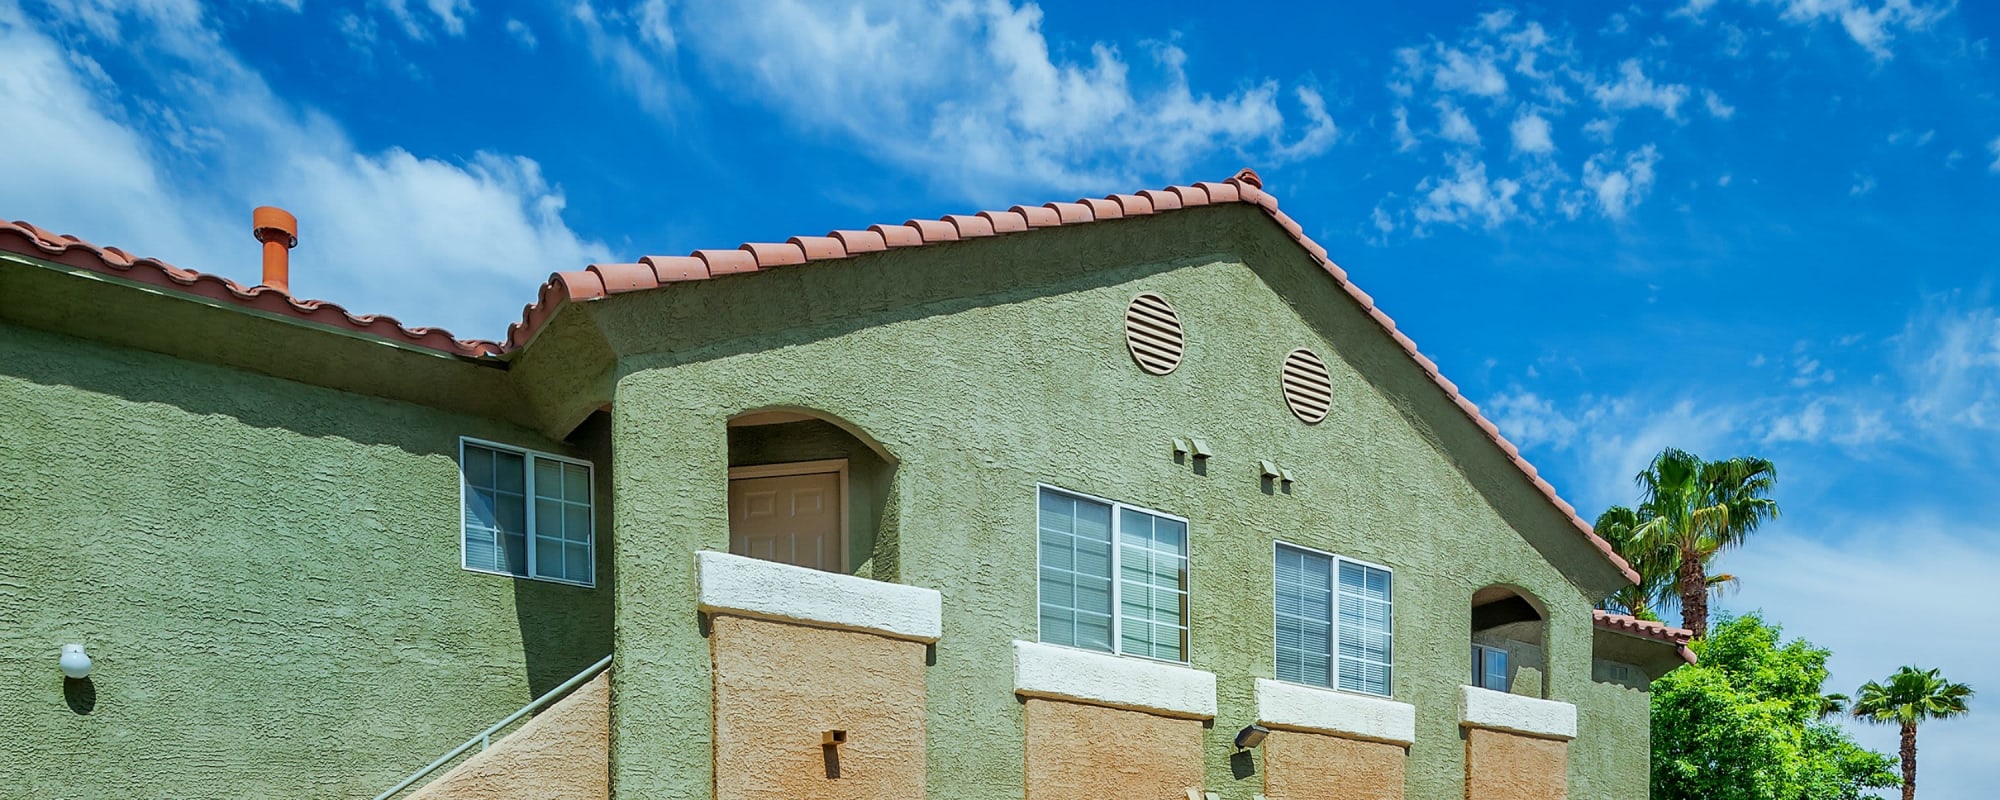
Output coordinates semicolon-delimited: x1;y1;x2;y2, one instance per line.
1;169;1693;799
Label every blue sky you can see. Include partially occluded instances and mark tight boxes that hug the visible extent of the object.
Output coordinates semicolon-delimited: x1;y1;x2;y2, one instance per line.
4;0;1996;793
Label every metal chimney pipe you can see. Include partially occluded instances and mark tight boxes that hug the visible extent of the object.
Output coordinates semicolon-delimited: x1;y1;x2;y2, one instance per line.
252;206;298;294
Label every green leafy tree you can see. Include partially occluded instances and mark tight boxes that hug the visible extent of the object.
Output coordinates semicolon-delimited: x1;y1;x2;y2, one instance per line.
1652;614;1897;800
1600;448;1779;637
1851;667;1975;800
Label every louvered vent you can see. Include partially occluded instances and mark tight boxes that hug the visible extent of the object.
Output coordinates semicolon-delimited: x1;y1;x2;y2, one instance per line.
1123;293;1186;375
1281;348;1333;424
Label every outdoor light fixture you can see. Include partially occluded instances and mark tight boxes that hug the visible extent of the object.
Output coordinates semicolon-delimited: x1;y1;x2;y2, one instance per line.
1234;724;1270;750
59;644;91;679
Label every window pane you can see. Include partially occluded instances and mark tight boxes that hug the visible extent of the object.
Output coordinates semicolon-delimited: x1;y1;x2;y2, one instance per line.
563;505;592;543
495;451;526;494
1275;545;1335;687
535;499;563;540
1118;507;1186;661
463;445;496;489
500;531;528;576
563;463;590;501
535;538;564;580
1039;490;1114;653
1334;561;1392;695
534;459;562;499
566;543;592;584
466;488;498;531
495;493;526;534
464;527;499;572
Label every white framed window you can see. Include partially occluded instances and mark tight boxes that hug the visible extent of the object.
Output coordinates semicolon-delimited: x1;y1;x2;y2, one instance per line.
1274;542;1393;696
1036;486;1190;663
1472;644;1511;692
460;437;595;587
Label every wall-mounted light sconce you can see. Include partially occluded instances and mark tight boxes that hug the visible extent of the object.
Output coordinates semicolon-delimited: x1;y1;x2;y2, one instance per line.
1234;723;1270;750
59;644;92;679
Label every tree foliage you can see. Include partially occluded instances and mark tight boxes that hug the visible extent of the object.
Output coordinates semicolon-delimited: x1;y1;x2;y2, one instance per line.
1652;614;1897;800
1604;448;1779;637
1850;666;1974;800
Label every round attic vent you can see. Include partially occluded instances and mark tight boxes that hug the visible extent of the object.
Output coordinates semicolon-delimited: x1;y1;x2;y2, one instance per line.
1123;293;1186;375
1281;348;1333;424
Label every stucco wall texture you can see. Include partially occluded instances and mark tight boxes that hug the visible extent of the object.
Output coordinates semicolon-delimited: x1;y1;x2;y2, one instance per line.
0;323;613;798
1465;728;1569;800
408;671;610;800
1023;698;1204;800
1263;730;1406;800
710;615;928;800
600;206;1648;799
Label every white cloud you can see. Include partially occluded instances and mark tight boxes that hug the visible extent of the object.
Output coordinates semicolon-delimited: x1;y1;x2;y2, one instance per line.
1391;106;1419;152
1484;388;1582;449
600;0;1335;199
1718;172;1733;186
1412;155;1522;229
1766;0;1953;60
1701;88;1736;119
380;0;475;39
1578;144;1661;219
1849;173;1876;196
1510;111;1554;155
1899;296;2000;432
505;17;537;49
1590;59;1691;119
1988;136;2000;173
1436;100;1482;146
1670;0;1720;22
1;1;609;339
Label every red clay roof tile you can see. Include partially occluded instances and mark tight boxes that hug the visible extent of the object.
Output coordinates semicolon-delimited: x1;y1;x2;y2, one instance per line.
1139;188;1182;211
868;223;924;248
0;168;1643;587
1044;201;1094;224
740;241;807;268
642;255;709;283
0;220;510;357
1168;185;1210;207
1078;197;1124;220
788;235;847;261
943;214;995;238
831;229;887;254
905;219;959;243
1012;205;1062;227
979;209;1030;234
694;249;758;276
1108;193;1155;216
588;263;659;294
1594;610;1698;663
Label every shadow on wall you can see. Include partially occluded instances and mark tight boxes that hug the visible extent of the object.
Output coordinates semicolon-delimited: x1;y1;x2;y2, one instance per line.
512;411;618;696
0;323;462;456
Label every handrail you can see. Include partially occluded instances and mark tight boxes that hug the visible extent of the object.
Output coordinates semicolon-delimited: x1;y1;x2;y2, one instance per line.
372;653;614;800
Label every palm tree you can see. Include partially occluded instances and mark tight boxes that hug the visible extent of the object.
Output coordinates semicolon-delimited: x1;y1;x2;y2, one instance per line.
1852;667;1975;800
1613;448;1779;637
1591;505;1672;621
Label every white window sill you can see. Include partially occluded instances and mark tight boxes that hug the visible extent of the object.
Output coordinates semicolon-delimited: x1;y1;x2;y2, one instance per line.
1459;685;1577;740
1255;678;1415;746
1013;640;1217;719
462;564;596;589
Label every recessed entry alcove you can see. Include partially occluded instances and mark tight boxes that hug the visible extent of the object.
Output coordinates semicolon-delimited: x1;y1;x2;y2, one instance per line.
725;409;899;581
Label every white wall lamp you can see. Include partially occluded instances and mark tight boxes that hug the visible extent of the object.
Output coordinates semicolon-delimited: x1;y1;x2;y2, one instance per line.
59;643;92;679
1233;723;1269;750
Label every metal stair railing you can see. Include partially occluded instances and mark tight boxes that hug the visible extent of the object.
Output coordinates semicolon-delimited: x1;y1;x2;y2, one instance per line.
371;653;614;800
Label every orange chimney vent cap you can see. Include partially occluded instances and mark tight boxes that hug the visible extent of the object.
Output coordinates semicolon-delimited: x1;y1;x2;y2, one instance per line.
253;206;298;248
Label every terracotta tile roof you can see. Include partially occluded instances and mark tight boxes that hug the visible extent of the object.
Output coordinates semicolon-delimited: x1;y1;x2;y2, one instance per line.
518;168;1641;586
0;220;505;358
0;168;1640;587
1594;609;1698;663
